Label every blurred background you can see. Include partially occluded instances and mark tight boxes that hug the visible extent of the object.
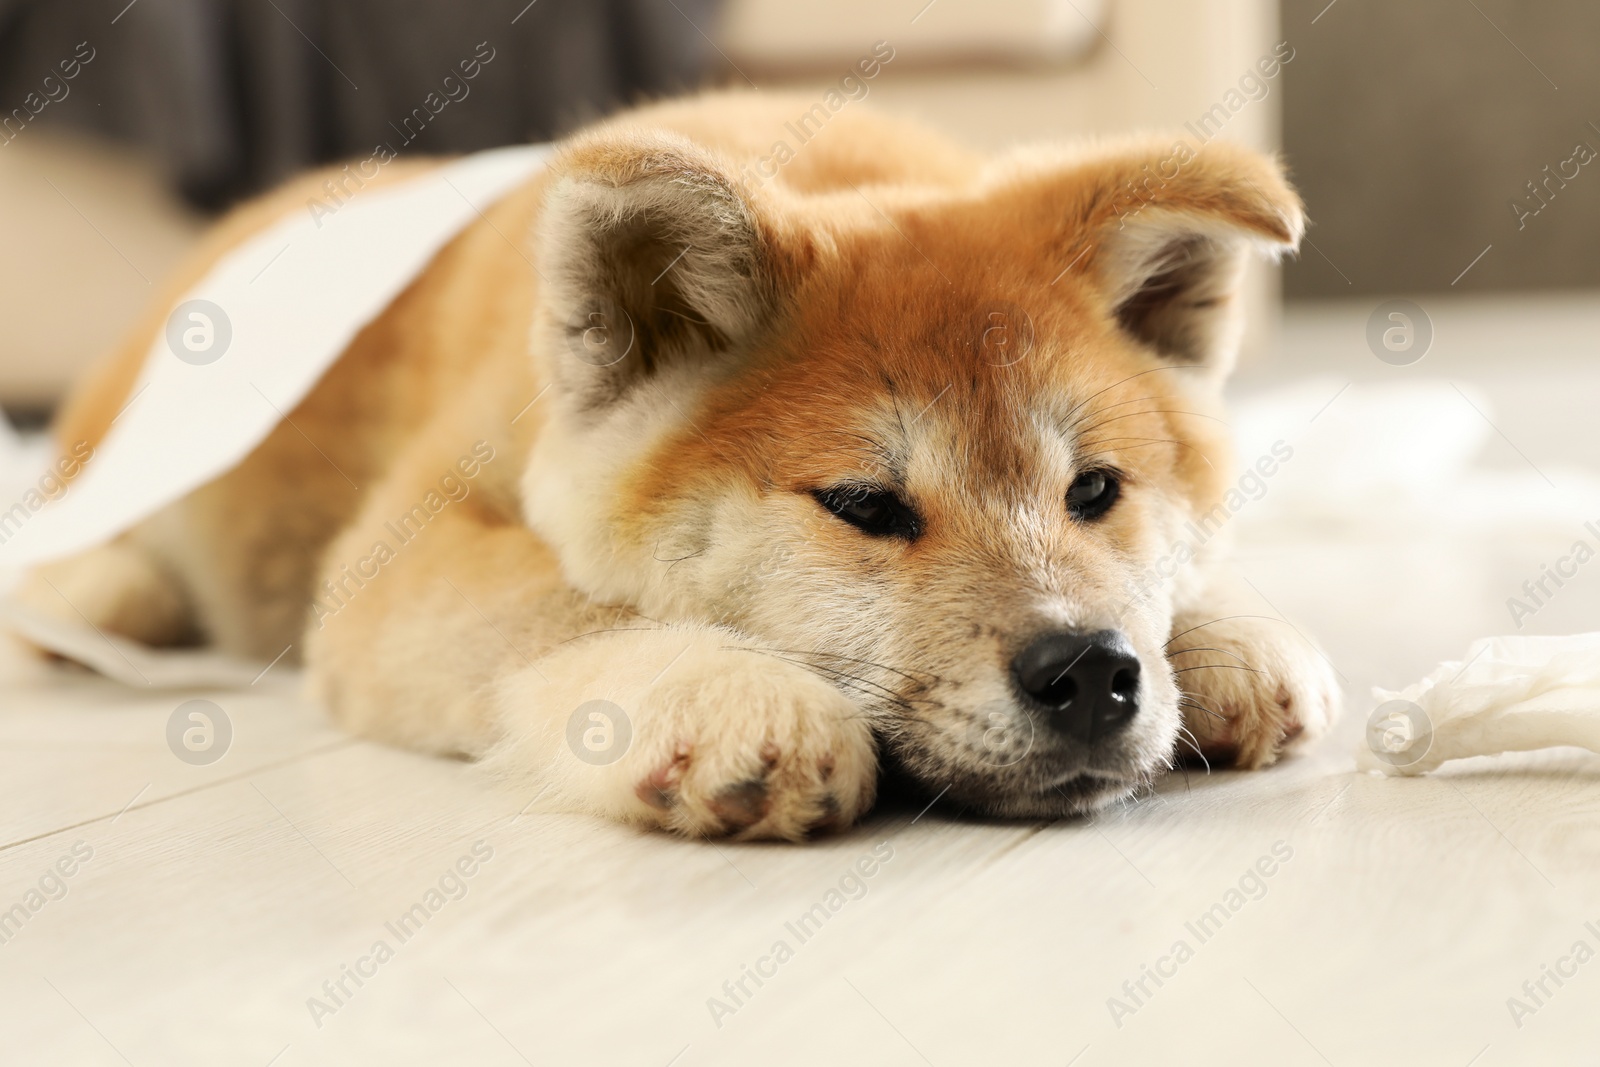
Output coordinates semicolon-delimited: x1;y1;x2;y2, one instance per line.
0;0;1595;421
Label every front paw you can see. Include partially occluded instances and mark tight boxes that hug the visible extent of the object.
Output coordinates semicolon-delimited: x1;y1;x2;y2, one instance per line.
488;628;877;840
1169;616;1341;768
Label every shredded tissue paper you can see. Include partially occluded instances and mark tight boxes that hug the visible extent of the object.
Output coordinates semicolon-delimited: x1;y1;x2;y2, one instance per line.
1361;633;1600;775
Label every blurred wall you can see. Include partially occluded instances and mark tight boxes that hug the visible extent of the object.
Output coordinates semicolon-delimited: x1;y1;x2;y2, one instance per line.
1281;0;1600;298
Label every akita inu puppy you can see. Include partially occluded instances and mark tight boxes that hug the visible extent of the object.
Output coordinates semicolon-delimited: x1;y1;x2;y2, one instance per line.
22;92;1338;839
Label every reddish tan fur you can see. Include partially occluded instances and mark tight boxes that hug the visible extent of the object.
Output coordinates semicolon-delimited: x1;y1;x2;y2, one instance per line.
19;92;1338;838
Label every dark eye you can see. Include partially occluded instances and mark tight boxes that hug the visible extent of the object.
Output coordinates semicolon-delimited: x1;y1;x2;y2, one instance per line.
1066;469;1120;521
812;485;922;540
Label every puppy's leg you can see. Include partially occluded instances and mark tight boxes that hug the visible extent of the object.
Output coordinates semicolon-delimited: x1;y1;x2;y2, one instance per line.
13;537;197;648
306;493;876;840
487;626;877;840
1167;568;1341;768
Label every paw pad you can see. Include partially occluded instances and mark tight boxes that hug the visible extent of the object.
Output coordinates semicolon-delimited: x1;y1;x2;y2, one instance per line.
635;743;692;811
708;779;770;831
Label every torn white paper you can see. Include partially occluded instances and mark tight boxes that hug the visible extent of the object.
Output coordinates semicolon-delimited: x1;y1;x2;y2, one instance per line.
0;599;277;689
0;143;550;572
1360;632;1600;775
0;144;549;682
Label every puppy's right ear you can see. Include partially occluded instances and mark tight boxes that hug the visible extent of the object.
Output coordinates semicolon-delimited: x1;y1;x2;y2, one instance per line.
998;137;1302;381
535;132;788;410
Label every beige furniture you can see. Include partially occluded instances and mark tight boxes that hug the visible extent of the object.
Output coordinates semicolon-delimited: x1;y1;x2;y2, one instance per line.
0;132;204;412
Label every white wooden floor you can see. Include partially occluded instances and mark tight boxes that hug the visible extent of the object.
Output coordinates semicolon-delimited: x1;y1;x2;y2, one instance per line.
4;294;1600;1066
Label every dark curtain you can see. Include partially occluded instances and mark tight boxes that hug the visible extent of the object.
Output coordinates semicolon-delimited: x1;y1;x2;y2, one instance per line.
0;0;722;209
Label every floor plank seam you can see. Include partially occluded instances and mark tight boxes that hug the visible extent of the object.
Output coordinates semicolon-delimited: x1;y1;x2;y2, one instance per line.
0;737;357;854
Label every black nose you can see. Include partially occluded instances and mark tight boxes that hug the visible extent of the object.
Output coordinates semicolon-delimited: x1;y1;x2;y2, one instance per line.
1012;629;1141;743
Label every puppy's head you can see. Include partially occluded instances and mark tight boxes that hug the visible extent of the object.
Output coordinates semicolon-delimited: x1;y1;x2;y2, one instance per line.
523;124;1302;816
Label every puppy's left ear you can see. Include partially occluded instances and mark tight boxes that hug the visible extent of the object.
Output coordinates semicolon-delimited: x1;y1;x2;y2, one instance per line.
1021;138;1303;378
534;130;793;410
